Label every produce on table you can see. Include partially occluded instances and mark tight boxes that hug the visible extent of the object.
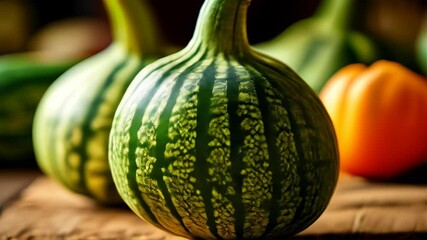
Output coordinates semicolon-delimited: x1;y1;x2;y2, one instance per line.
109;0;339;238
319;60;427;179
33;0;163;205
255;0;379;93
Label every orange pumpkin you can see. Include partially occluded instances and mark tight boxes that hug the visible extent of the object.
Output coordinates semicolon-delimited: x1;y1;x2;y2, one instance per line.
319;60;427;179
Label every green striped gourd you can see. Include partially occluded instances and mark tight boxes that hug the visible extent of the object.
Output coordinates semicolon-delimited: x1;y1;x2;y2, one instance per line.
0;52;78;166
109;0;339;238
33;0;162;204
255;0;380;93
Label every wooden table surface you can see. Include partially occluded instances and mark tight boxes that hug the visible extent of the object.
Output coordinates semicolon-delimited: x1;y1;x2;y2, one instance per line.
1;167;427;240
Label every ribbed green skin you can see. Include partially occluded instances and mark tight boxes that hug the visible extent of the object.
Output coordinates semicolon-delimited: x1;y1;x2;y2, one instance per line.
32;0;162;204
33;45;149;204
110;0;339;238
0;54;77;165
110;51;338;239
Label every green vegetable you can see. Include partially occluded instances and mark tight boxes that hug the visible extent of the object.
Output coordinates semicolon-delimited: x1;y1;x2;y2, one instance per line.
109;0;339;238
416;13;427;75
255;0;380;93
0;52;78;166
33;0;162;204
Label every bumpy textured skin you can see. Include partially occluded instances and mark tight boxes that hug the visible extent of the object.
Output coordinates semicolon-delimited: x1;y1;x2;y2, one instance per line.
109;46;339;239
110;0;339;237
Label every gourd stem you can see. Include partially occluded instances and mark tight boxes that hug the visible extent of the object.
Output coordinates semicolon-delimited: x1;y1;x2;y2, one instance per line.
189;0;251;56
104;0;161;58
314;0;356;30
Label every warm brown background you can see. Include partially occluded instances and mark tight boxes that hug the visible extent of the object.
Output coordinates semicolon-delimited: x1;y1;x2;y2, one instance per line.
3;0;427;72
27;0;320;46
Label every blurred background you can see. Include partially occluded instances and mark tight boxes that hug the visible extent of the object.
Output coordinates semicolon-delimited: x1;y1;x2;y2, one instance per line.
0;0;320;55
1;0;427;169
2;0;427;69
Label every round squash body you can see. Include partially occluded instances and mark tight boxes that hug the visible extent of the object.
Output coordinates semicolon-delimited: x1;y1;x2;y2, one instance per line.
109;49;339;239
32;0;163;204
33;45;145;204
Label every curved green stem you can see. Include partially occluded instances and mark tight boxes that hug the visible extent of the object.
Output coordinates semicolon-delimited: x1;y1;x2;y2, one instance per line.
189;0;251;56
104;0;161;58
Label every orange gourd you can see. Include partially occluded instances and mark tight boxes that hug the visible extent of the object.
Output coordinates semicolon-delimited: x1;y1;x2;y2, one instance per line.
319;60;427;179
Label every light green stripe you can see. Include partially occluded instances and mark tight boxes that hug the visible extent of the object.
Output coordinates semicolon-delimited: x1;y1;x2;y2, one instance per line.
133;47;209;237
163;57;217;239
55;46;127;192
228;62;272;239
206;56;236;239
34;45;123;189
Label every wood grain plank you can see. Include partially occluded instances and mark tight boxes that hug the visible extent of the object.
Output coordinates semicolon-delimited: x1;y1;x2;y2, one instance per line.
301;174;427;238
0;177;185;240
0;169;41;209
0;173;426;239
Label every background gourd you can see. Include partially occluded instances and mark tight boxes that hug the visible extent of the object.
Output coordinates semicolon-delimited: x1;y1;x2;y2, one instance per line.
109;0;339;238
255;0;380;93
0;52;79;166
32;0;163;204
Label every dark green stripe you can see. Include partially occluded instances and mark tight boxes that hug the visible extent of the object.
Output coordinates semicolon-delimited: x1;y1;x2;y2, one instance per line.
126;44;204;233
193;62;221;239
74;59;128;195
65;57;141;196
47;67;89;188
126;62;184;229
288;103;324;234
226;62;245;239
286;105;311;233
253;58;311;235
247;69;283;237
125;44;201;98
151;55;213;235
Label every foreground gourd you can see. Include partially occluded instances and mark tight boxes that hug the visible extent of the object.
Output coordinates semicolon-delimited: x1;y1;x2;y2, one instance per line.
254;0;379;93
33;0;162;204
109;0;339;238
319;60;427;179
